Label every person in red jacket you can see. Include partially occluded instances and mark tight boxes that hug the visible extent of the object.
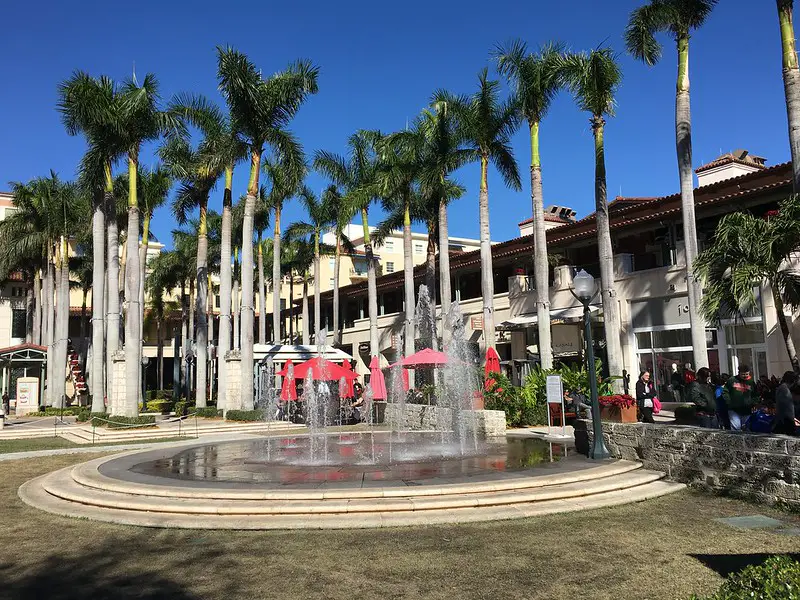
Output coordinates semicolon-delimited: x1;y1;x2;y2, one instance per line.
684;362;696;385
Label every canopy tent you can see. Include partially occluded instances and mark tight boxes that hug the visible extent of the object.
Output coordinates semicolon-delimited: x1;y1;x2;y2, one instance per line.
497;305;601;330
255;344;353;365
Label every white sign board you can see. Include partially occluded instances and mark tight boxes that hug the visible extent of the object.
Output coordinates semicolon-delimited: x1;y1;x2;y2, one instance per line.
16;377;40;416
546;375;563;404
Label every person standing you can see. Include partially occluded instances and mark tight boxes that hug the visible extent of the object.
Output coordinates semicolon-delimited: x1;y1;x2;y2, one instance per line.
722;365;757;431
687;367;716;428
670;363;683;402
636;370;657;424
773;371;798;436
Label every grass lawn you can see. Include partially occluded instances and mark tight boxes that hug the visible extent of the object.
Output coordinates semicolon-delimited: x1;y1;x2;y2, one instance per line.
0;437;189;455
1;454;799;600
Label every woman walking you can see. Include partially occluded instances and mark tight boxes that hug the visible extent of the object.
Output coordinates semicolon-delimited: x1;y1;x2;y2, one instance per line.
636;370;657;424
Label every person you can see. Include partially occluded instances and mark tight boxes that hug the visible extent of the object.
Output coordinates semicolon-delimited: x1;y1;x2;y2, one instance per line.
670;363;683;402
714;372;731;429
1;392;8;417
564;388;592;419
636;370;657;424
684;362;696;385
773;371;798;436
722;365;757;431
351;382;364;423
687;367;717;428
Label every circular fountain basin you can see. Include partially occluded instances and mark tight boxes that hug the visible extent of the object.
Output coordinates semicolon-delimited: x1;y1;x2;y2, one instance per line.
19;432;683;529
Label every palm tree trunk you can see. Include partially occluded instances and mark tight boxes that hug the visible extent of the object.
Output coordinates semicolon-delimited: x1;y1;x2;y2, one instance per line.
403;198;415;359
289;275;295;342
272;204;282;345
240;149;261;410
157;317;164;392
53;239;70;408
92;181;107;412
233;268;240;349
592;117;624;393
257;236;267;345
45;248;56;406
79;289;88;362
218;167;233;411
25;282;34;344
675;35;709;370
195;201;209;408
333;237;341;346
106;193;120;411
479;155;496;350
530;121;553;369
779;0;800;191
773;285;800;372
33;269;42;346
314;232;321;341
118;231;127;345
138;210;150;402
438;200;452;346
122;152;142;417
302;275;310;345
181;281;189;399
363;208;379;357
425;223;438;352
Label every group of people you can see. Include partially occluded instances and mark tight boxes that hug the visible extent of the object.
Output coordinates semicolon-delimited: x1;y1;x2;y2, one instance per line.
636;364;800;435
274;380;367;426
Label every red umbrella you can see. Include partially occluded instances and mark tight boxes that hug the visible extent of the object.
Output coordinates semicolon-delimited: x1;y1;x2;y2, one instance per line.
484;347;501;391
368;356;387;400
292;356;358;382
402;367;410;392
394;348;449;368
340;359;355;397
280;359;297;401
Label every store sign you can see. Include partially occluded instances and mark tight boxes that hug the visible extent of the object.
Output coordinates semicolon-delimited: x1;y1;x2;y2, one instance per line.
631;295;691;329
471;316;483;330
552;325;581;356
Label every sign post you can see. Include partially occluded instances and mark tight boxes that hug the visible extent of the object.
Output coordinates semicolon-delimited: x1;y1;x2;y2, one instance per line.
545;374;569;439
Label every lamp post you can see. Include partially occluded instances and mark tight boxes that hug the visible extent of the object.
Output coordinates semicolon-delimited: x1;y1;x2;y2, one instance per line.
141;355;150;410
572;269;610;460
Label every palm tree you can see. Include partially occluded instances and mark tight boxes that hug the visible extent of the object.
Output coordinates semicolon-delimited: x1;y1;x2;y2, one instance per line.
695;197;800;372
147;251;185;391
562;48;625;389
776;1;800;191
323;186;357;345
217;47;319;409
254;193;270;345
58;72;127;412
115;73;180;416
455;69;522;350
314;130;383;356
495;40;566;369
626;0;717;370
285;186;336;341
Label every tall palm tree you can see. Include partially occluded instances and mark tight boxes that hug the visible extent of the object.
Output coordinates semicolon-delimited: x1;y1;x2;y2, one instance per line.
626;0;717;370
217;47;319;409
695;197;800;372
58;72;127;412
563;48;625;389
777;1;800;191
147;250;185;391
285;186;336;341
323;185;357;345
455;69;522;350
495;40;566;369
314;130;383;356
115;73;180;416
254;193;270;345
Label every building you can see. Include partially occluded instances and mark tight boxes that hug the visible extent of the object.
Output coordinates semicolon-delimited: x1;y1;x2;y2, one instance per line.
312;152;795;404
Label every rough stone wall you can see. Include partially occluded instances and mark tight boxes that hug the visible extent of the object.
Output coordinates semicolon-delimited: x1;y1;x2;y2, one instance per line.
575;420;800;510
384;404;506;436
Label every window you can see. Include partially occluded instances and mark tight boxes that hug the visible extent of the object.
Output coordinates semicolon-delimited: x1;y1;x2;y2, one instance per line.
414;242;424;254
652;328;692;348
215;295;221;308
386;262;395;273
635;332;652;350
724;323;765;346
10;287;24;298
330;278;335;288
280;299;286;311
11;309;26;339
384;239;395;252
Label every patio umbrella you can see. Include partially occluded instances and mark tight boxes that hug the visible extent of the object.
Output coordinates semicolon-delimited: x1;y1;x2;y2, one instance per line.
396;348;449;368
402;367;410;392
340;359;355;397
484;347;501;391
280;359;297;401
292;356;358;382
368;356;387;400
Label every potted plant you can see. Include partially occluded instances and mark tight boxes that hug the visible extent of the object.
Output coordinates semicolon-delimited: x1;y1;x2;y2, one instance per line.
598;394;637;423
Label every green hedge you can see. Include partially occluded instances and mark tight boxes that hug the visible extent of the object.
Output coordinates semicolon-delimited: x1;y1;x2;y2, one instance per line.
76;410;107;422
225;409;265;422
77;412;156;428
194;407;223;418
690;555;800;599
173;400;189;417
145;389;173;401
144;399;174;414
27;407;84;417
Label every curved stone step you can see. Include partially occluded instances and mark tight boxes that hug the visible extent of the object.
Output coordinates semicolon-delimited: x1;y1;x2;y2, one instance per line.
20;474;684;529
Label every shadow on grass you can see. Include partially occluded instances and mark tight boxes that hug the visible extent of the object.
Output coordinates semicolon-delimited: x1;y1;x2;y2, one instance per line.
690;553;800;578
0;533;229;600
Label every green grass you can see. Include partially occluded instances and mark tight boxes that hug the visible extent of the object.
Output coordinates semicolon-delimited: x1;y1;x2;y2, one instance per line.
1;453;799;599
0;437;189;454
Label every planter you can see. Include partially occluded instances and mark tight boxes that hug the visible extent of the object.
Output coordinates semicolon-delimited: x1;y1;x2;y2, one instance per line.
472;392;485;410
600;405;638;423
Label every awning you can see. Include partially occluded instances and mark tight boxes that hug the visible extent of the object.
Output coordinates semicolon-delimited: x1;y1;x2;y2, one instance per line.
497;305;601;330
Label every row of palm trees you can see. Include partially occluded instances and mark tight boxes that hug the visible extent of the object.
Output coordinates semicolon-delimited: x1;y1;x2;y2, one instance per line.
5;1;800;414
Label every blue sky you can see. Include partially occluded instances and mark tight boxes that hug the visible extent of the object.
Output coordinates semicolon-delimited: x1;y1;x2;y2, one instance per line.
0;0;790;248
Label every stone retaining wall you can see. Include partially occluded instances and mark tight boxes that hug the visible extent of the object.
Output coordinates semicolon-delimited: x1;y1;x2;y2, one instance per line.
575;420;800;510
384;404;506;437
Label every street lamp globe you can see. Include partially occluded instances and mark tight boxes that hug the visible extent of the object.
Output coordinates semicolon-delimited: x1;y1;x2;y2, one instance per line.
573;269;596;301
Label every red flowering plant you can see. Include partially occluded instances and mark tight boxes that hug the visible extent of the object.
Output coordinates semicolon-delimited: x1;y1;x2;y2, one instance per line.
597;394;636;409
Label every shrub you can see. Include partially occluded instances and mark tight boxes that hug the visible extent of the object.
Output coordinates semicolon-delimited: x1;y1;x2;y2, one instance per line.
484;371;548;428
173;400;188;417
145;399;174;414
226;409;265;422
690;555;800;599
598;394;636;409
76;410;106;423
194;406;222;418
27;407;84;417
104;415;156;429
675;404;697;425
